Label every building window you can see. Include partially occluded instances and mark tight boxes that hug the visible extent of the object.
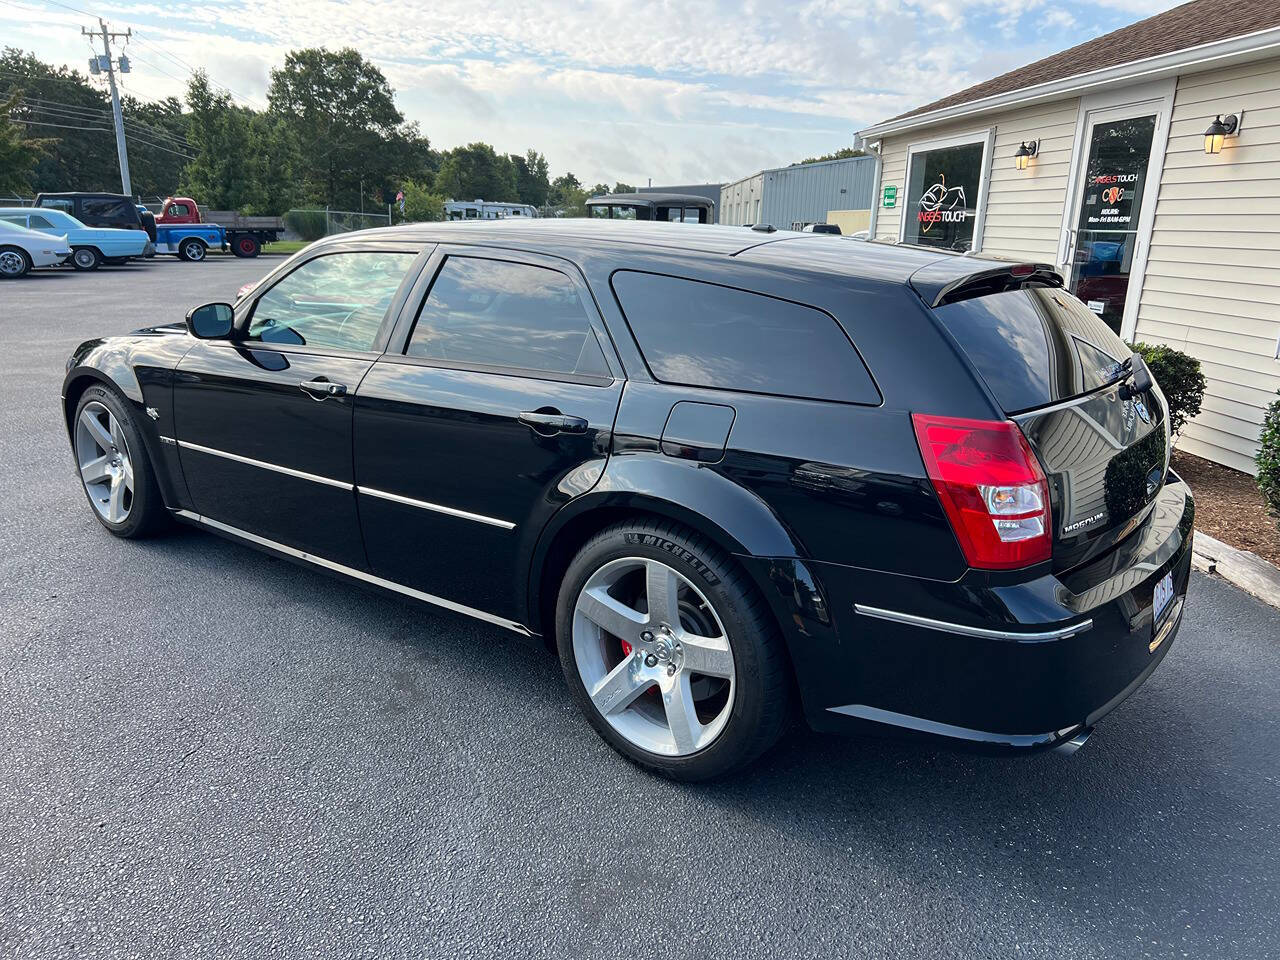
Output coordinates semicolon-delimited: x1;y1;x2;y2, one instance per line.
901;131;991;252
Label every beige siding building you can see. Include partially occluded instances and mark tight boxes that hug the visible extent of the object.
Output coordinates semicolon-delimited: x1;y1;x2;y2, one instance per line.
858;0;1280;474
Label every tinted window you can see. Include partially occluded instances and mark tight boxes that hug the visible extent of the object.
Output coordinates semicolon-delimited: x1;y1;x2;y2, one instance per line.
611;271;879;404
247;251;415;352
28;214;55;230
41;199;73;213
80;198;135;223
932;286;1131;412
0;216;24;227
406;256;609;378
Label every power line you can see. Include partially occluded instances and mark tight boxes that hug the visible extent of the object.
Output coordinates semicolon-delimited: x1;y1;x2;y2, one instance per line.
13;95;194;150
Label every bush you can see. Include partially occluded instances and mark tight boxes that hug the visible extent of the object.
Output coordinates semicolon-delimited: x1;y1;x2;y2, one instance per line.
1258;391;1280;524
1131;342;1206;437
283;209;328;241
398;178;444;223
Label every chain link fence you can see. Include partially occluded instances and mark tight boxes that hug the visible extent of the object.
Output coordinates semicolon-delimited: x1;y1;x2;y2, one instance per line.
282;207;393;241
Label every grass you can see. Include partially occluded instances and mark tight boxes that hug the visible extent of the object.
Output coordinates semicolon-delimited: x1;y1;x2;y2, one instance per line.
263;240;310;254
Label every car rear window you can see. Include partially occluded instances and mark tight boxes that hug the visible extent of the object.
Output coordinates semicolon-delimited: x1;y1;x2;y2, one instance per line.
931;286;1131;413
610;271;879;404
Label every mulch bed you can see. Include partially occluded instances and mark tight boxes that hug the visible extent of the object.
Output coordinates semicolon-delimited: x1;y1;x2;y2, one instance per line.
1172;451;1280;566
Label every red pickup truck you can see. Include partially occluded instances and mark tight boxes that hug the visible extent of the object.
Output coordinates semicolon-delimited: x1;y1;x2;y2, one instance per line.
156;197;284;258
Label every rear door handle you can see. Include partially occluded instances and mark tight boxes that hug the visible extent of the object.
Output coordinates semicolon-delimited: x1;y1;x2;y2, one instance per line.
300;379;347;400
518;410;588;435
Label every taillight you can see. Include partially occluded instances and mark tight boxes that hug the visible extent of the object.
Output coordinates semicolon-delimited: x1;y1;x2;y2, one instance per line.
912;413;1051;570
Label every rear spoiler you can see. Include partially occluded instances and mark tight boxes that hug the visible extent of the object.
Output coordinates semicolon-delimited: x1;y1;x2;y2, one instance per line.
910;260;1063;308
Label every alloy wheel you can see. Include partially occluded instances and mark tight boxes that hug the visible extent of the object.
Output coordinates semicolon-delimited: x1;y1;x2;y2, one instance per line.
0;250;26;277
75;401;134;524
572;557;736;756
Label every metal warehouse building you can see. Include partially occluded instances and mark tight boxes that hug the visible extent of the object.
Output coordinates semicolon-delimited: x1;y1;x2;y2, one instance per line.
720;156;877;231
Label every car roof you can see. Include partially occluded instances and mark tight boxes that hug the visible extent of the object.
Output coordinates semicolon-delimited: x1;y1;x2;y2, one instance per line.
321;219;1052;292
34;192;131;200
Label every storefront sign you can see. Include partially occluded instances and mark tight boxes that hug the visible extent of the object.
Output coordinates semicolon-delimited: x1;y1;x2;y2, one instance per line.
903;140;984;251
882;185;897;207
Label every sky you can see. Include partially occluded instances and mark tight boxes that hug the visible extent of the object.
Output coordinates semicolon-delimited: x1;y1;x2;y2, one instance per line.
0;0;1186;187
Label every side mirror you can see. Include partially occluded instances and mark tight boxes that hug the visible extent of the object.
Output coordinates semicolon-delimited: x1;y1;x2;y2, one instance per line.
186;302;234;340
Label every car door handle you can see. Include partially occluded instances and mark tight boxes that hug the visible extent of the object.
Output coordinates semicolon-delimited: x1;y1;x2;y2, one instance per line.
518;410;588;435
299;379;347;400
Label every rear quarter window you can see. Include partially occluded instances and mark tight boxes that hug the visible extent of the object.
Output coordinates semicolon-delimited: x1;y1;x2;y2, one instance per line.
610;271;880;405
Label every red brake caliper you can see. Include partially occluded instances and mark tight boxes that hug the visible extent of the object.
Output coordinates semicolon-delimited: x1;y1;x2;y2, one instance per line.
620;639;633;657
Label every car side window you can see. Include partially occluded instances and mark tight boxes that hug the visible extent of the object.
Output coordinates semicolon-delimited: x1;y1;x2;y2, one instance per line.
81;198;130;222
405;256;609;378
43;199;73;214
28;215;55;230
246;251;416;352
170;203;189;216
0;215;25;228
611;271;880;405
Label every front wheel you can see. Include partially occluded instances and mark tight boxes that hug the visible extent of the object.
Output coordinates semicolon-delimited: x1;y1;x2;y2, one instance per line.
0;246;30;279
72;384;168;538
178;239;206;262
556;520;793;780
71;247;102;271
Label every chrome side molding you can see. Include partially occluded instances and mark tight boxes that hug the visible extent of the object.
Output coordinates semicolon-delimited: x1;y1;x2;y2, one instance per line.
177;439;353;491
853;604;1093;642
173;509;532;636
358;486;515;530
172;439;515;530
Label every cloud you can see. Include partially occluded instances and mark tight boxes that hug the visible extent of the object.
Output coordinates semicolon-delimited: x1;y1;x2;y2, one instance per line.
0;0;1188;184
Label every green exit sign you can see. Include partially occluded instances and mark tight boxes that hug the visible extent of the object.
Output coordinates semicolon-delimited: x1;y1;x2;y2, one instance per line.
882;185;898;208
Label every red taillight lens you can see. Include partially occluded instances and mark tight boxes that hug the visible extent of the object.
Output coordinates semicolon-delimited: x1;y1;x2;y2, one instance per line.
912;413;1051;570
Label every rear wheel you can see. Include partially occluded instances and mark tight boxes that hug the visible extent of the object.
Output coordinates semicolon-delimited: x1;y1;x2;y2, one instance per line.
232;235;260;258
0;246;30;279
72;384;167;538
556;520;792;780
178;238;206;262
71;247;101;271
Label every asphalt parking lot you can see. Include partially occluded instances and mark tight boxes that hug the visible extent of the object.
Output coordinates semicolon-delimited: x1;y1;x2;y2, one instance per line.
2;255;1279;959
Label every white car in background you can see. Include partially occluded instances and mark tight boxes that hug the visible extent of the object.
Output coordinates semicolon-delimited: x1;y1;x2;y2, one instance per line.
0;219;72;279
0;207;151;271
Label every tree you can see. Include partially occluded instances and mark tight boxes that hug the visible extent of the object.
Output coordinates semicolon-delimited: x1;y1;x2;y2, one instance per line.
0;48;118;193
548;172;580;205
589;183;610;197
432;142;517;201
398;177;444;222
121;94;189;199
0;89;53;193
796;147;865;165
511;148;549;206
613;181;636;193
268;47;407;208
181;72;299;215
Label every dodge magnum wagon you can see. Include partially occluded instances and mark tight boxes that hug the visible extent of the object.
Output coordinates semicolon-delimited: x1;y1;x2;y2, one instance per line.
62;220;1194;780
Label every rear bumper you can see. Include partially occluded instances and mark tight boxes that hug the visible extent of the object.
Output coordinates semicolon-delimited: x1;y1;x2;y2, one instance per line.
745;475;1195;752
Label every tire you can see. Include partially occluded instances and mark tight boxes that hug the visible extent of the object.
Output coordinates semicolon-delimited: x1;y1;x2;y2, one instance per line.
232;235;260;258
556;519;792;781
0;246;31;279
72;384;168;539
71;247;102;271
178;238;206;262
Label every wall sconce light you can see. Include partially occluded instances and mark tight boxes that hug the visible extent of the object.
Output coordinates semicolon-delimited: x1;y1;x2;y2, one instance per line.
1014;140;1039;170
1204;113;1241;154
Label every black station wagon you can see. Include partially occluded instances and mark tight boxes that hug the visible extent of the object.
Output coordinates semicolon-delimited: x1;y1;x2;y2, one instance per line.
62;220;1194;780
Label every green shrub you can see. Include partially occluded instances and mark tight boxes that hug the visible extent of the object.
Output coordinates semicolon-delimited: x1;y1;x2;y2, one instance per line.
1131;342;1206;437
283;209;328;241
1258;391;1280;525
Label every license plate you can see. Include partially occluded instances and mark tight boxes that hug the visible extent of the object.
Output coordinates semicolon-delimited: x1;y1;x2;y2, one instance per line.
1153;571;1174;628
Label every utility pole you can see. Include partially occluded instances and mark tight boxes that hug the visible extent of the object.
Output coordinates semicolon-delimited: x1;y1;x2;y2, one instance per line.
83;19;132;196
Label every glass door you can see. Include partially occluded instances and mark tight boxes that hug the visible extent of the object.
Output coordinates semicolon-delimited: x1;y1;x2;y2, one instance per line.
1065;110;1158;334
